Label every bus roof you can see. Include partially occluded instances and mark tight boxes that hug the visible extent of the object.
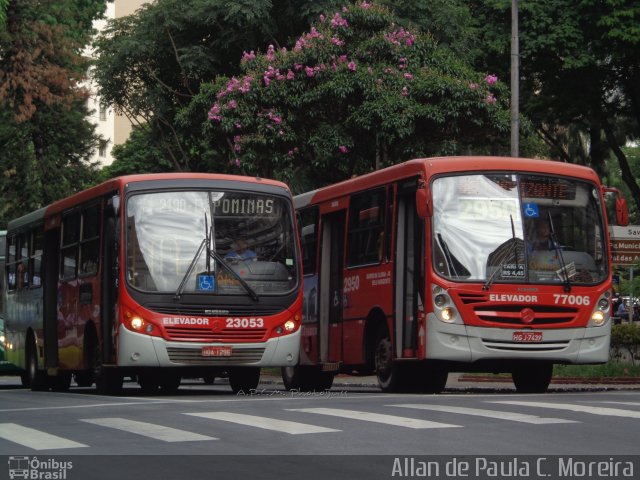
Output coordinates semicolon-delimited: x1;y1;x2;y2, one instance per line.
8;173;291;233
294;156;601;208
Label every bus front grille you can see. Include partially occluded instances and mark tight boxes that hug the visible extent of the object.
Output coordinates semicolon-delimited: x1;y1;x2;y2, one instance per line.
482;339;571;352
472;305;578;326
164;326;268;342
166;347;265;365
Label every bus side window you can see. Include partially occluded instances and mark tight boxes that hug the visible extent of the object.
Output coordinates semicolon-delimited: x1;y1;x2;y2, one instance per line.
61;212;80;279
80;205;100;276
347;188;386;267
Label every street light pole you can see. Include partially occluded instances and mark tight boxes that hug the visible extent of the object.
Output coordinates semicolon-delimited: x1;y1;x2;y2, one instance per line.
511;0;519;157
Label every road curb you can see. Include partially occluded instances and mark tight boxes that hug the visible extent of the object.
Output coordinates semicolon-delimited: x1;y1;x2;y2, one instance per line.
458;375;640;385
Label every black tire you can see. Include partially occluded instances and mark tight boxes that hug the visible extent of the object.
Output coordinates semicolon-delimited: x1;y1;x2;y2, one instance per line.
51;372;72;392
159;373;181;394
375;334;404;392
512;363;553;393
74;371;94;387
229;367;260;393
138;372;161;394
95;367;123;395
202;374;216;385
281;366;303;391
26;337;49;391
412;362;448;394
282;366;335;392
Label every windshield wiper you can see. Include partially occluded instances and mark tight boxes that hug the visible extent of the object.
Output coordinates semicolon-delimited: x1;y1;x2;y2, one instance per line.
175;214;260;302
484;215;521;291
547;212;572;293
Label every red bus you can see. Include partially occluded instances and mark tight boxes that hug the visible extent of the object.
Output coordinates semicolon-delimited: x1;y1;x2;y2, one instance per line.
3;173;302;394
284;156;628;393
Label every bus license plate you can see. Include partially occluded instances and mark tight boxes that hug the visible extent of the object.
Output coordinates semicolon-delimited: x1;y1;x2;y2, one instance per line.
202;346;232;357
512;331;543;342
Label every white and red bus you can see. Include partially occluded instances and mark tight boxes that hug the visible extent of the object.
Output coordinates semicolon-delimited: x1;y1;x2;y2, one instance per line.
4;173;302;394
284;156;628;393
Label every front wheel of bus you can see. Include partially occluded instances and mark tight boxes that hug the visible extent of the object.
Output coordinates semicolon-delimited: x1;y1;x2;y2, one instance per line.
375;335;403;392
229;367;260;394
95;367;123;395
512;363;553;393
26;337;49;391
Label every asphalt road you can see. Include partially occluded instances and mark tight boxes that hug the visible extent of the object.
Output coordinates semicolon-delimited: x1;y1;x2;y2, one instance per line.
1;375;639;479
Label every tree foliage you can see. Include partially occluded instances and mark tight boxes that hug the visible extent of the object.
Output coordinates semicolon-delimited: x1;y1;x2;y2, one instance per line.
0;0;105;227
467;0;640;215
204;1;510;189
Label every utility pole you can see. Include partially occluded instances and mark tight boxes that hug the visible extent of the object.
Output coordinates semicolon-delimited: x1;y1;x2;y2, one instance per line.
511;0;519;157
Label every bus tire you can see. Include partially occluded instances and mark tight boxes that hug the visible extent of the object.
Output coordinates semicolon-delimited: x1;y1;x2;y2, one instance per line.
229;367;260;394
160;373;181;394
26;336;49;391
51;372;72;392
281;366;303;391
412;362;448;394
138;372;161;394
95;367;123;395
202;374;216;385
512;363;553;393
375;334;405;392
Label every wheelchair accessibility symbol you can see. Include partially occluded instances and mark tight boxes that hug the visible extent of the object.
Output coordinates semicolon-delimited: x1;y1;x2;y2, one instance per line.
523;203;539;218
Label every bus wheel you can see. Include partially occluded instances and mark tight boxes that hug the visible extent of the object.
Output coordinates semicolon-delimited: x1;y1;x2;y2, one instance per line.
138;372;161;394
413;362;448;394
512;363;553;393
202;374;216;385
26;338;49;391
375;335;401;392
51;372;72;392
74;371;94;387
160;374;181;394
95;367;123;395
281;366;303;390
229;367;260;394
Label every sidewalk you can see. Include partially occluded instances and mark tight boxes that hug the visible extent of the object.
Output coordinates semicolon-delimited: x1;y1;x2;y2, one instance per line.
260;372;640;391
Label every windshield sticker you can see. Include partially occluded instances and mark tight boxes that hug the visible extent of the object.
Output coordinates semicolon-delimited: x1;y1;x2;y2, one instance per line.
523;203;539;218
197;273;216;292
501;263;525;278
556;262;577;282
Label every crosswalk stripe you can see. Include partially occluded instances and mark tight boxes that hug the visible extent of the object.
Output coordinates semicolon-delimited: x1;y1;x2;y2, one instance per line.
185;412;340;434
0;423;88;450
389;404;577;424
287;408;461;429
600;401;640;407
80;418;217;442
490;401;640;419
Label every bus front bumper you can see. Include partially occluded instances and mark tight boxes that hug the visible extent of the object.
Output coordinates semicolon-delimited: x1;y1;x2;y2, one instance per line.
425;314;611;364
117;324;300;368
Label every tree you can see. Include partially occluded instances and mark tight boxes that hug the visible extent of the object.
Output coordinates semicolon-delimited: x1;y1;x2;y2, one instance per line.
203;1;511;189
92;0;344;175
468;0;640;213
0;0;105;226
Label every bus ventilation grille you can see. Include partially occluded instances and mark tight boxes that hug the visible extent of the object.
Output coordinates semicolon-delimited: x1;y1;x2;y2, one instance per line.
166;347;265;365
164;327;268;343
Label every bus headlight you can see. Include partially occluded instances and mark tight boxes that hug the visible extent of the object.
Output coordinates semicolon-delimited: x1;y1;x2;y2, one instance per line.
434;294;448;308
283;320;296;332
130;317;144;330
441;307;457;323
591;310;605;327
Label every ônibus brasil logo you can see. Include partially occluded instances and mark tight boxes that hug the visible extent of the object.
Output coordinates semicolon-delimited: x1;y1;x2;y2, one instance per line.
8;456;73;479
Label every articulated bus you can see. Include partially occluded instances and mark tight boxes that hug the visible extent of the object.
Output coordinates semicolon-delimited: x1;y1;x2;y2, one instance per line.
284;156;628;393
4;173;302;394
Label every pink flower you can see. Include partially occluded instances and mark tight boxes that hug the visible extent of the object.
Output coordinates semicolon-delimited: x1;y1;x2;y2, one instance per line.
294;63;303;71
305;66;315;77
485;74;498;85
331;36;344;46
403;73;413;80
348;61;357;71
234;123;242;129
469;82;479;90
319;14;325;23
338;55;348;64
266;44;276;61
234;158;241;167
485;93;497;104
263;76;271;86
287;69;295;80
227;100;237;109
339;145;348;153
361;2;371;9
401;86;408;97
241;50;256;63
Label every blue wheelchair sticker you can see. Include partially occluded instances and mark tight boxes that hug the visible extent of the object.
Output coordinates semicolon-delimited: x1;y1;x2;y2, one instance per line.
523;203;539;218
197;274;215;291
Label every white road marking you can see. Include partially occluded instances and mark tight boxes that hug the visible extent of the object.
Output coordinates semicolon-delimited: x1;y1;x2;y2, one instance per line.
185;412;340;435
80;418;217;442
0;423;88;450
389;404;577;424
286;408;461;429
491;401;640;419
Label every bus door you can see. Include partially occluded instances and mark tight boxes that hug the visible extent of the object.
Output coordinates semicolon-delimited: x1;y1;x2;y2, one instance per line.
394;181;424;358
100;195;119;364
318;210;346;363
43;224;61;369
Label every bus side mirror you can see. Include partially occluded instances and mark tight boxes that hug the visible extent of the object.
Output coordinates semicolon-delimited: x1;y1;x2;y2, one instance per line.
415;186;431;219
616;197;629;226
604;187;629;226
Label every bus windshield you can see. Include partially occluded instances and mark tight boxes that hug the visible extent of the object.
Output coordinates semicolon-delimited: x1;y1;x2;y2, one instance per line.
126;190;298;295
431;173;607;285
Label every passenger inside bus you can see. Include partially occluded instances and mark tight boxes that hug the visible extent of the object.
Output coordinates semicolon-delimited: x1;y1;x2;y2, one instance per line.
225;239;257;261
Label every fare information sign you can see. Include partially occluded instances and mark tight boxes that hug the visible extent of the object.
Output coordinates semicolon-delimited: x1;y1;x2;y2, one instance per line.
610;226;640;266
